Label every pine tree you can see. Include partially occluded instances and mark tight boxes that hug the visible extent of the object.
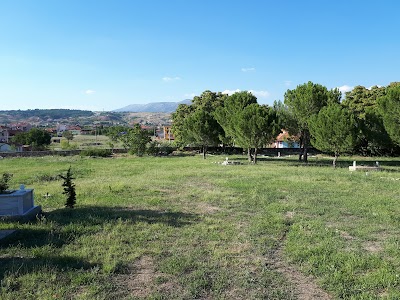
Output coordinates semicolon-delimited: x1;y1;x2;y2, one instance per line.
60;167;76;208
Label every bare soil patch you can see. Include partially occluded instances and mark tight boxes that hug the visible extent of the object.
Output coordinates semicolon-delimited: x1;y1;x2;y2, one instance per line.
267;219;332;300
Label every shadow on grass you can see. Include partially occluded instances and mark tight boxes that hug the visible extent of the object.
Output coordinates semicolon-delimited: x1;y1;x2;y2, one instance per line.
45;206;200;227
0;255;96;285
1;206;199;249
257;156;400;169
0;206;199;283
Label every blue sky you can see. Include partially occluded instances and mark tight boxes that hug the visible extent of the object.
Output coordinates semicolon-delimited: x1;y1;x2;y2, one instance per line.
0;0;399;111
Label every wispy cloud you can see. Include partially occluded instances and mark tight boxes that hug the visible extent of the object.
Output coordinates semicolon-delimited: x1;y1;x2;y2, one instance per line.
85;89;96;95
241;67;256;72
162;76;181;82
284;80;292;87
338;85;354;93
222;89;241;95
184;93;196;98
368;85;382;90
222;89;270;99
249;90;270;98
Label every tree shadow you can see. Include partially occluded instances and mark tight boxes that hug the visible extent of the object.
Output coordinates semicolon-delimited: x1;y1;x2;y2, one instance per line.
0;255;96;284
1;206;199;249
45;206;200;227
258;156;400;170
0;206;199;284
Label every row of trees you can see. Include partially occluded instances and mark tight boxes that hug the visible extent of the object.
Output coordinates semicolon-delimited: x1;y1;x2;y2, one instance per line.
172;90;280;163
172;81;400;166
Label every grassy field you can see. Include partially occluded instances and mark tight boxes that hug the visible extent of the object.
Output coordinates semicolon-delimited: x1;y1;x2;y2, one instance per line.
1;154;400;299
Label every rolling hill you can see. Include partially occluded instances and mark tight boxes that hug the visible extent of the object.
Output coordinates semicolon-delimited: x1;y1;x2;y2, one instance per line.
114;99;192;113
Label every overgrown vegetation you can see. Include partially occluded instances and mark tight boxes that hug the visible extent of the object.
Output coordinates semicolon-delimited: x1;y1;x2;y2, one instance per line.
1;155;400;299
80;148;112;157
0;172;12;193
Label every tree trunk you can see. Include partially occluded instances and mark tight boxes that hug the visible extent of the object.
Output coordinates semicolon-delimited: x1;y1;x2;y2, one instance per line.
333;152;338;168
253;147;258;164
302;131;309;163
303;143;308;163
203;145;207;159
248;147;252;162
298;136;303;161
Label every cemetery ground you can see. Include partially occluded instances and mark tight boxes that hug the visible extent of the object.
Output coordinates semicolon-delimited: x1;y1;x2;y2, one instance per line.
0;154;400;299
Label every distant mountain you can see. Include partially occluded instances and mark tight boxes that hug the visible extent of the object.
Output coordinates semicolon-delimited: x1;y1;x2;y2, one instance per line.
114;99;192;113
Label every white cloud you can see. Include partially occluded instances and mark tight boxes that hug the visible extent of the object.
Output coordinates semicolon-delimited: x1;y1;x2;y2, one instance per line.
249;90;270;98
222;89;270;99
368;85;382;90
241;67;256;72
184;93;196;98
222;89;242;95
162;76;181;82
85;89;96;95
284;80;292;87
338;85;354;93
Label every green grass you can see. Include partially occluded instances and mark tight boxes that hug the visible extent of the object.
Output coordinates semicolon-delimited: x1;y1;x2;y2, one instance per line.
1;154;400;299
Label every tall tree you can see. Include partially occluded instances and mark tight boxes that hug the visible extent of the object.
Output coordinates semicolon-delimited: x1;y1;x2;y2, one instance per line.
62;130;74;144
342;85;394;155
171;90;226;158
234;103;280;164
119;124;151;156
377;84;400;145
215;91;258;161
309;104;356;167
184;109;221;159
284;81;339;162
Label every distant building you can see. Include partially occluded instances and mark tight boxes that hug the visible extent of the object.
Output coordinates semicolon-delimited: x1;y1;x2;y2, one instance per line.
10;123;32;132
273;130;300;148
0;127;10;143
163;126;174;141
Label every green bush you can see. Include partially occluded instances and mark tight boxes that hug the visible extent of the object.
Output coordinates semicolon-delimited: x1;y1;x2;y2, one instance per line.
80;148;112;157
0;173;12;193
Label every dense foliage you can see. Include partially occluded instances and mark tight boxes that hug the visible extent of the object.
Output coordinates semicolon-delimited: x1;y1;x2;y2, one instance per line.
12;128;52;150
378;84;400;146
120;124;152;156
284;81;340;162
215;91;279;163
342;85;395;155
172;91;227;158
0;172;12;193
309;104;356;167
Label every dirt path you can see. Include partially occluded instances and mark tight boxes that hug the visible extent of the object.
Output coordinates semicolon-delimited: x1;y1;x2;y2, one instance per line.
266;220;332;300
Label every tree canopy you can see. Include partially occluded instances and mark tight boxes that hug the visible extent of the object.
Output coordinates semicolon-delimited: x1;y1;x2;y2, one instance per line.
215;91;279;163
172;90;227;158
378;84;400;146
284;81;340;162
342;85;394;155
119;124;152;156
12;128;52;150
309;104;356;167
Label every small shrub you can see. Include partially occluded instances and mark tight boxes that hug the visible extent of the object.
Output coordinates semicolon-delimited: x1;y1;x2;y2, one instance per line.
0;173;12;193
59;167;76;208
80;148;112;157
35;173;59;182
